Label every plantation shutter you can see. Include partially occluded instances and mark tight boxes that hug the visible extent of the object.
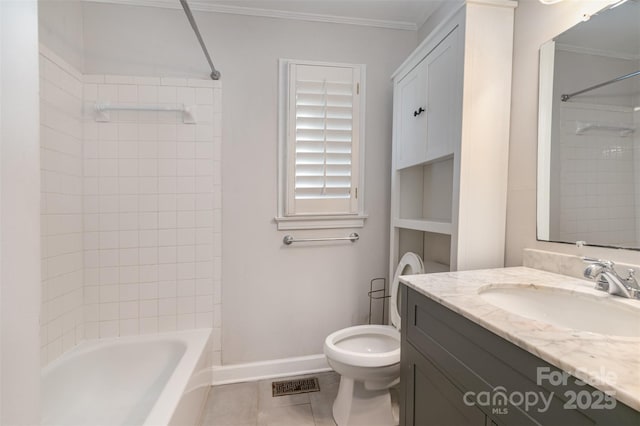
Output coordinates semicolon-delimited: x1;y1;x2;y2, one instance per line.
287;63;361;216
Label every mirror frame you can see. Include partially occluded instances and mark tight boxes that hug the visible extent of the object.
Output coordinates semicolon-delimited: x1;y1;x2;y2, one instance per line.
537;40;555;243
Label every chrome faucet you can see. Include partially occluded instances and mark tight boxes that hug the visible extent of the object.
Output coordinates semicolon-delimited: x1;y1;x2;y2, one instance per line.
582;257;640;300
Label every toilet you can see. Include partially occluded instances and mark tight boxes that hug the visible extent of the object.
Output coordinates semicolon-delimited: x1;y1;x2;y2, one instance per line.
323;252;424;426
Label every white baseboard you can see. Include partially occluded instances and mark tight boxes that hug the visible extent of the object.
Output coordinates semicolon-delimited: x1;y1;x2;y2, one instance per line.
211;354;332;385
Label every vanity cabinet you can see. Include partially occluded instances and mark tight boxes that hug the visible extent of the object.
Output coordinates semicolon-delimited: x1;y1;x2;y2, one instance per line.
400;285;640;426
390;0;516;275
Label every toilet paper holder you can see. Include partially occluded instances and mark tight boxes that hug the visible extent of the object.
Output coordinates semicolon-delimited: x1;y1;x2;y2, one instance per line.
368;278;388;325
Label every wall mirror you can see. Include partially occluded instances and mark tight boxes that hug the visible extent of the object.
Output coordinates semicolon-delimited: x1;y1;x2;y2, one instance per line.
537;0;640;250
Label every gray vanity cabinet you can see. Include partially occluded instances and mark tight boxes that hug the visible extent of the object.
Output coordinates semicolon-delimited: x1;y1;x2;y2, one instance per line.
399;285;640;426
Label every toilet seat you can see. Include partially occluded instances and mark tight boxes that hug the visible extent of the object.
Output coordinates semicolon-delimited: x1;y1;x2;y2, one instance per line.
324;325;400;368
389;252;424;331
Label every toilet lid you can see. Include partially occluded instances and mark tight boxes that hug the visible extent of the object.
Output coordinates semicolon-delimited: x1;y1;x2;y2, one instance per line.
390;252;424;330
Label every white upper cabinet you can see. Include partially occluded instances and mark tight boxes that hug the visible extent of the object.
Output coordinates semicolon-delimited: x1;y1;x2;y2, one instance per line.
394;27;461;170
390;0;516;275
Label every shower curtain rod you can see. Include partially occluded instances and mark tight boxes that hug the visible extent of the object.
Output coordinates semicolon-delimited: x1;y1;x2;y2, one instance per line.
179;0;221;80
561;70;639;102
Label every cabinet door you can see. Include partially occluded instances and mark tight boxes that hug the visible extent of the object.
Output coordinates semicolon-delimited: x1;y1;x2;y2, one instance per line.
403;343;486;426
396;58;428;170
424;26;461;162
395;27;461;170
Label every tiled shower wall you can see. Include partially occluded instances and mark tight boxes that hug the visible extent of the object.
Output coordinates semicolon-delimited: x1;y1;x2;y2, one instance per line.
557;103;636;247
40;48;85;364
82;75;222;361
39;47;222;365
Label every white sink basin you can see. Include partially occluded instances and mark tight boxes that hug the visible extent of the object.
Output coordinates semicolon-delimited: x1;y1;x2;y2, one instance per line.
478;285;640;337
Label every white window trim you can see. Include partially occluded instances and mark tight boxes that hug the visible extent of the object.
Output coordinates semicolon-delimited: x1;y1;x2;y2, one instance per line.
276;58;367;230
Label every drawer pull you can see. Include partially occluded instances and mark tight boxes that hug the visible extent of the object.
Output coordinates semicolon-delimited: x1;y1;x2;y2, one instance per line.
413;107;425;117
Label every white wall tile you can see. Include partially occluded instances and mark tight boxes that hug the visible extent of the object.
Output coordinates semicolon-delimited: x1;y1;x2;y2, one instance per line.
99;321;119;338
176;87;195;105
140;300;158;318
195;88;213;105
158;194;177;211
119;319;139;336
37;74;223;359
83;74;104;84
139;282;158;300
40;52;85;363
158;124;177;141
158;141;177;158
118;85;138;103
177;314;195;330
138;85;159;103
188;79;220;89
177;142;196;159
139;247;158;265
176;125;195;141
99;302;119;321
176;194;195;211
135;76;161;86
105;75;135;85
138;141;158;157
161;77;187;87
119;268;139;285
158;86;177;103
158;298;176;316
159;246;177;264
197;312;215;331
139;318;158;334
158;316;177;332
177;229;196;246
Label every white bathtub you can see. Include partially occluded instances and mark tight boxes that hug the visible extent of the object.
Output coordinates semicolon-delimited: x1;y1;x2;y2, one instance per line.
41;329;212;426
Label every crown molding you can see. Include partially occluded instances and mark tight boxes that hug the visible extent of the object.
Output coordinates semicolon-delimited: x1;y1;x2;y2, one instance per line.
556;42;640;61
466;0;518;8
82;0;419;31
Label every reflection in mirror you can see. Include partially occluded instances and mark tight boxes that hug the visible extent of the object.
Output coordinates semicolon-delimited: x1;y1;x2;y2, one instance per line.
537;0;640;250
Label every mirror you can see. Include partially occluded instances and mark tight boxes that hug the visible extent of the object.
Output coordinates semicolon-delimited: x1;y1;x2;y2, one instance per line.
537;0;640;250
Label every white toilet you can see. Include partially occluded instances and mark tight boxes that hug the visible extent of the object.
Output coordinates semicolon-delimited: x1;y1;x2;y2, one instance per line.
323;252;424;426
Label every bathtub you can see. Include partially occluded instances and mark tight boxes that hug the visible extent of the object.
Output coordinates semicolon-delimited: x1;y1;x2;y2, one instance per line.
41;329;212;426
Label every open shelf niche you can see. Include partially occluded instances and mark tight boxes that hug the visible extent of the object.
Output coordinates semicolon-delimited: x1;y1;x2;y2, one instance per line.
398;228;451;273
396;156;453;235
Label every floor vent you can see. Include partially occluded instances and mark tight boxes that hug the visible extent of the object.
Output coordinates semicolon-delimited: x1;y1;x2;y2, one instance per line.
272;377;320;397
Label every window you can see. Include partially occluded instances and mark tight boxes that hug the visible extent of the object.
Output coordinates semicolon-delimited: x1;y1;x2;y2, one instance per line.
277;59;367;230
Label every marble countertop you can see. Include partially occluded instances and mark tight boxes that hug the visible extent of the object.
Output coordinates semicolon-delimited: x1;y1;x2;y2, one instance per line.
399;266;640;412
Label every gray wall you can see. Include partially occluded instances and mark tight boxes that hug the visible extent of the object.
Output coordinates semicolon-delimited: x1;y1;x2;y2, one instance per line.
38;0;84;71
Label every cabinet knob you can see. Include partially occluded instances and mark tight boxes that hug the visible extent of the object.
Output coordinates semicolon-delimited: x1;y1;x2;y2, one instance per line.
413;107;425;117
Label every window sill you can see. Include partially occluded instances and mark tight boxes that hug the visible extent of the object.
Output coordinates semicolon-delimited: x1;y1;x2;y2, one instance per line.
274;214;368;230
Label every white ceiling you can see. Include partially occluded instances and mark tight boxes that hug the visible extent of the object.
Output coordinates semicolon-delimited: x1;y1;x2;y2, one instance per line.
86;0;446;30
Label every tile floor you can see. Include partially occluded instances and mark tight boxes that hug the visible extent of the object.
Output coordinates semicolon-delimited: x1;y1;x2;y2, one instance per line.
199;371;399;426
199;372;340;426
